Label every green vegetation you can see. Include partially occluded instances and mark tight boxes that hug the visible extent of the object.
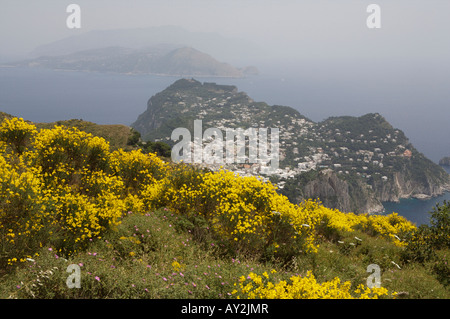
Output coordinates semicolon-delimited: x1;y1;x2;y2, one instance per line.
0;116;448;299
36;119;137;151
2;204;448;299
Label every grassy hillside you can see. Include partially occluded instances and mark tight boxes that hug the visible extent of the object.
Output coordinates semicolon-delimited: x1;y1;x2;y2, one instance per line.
0;112;138;151
36;119;137;151
0;117;448;299
2;206;449;299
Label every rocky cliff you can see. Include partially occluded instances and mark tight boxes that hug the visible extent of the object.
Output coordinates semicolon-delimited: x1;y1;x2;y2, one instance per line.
280;169;384;214
373;168;450;202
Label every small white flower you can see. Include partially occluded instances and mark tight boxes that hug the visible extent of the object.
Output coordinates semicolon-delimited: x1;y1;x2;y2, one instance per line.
391;261;401;269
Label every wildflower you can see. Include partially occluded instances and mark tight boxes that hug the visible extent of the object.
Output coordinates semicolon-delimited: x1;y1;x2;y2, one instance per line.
391;261;401;269
95;276;100;282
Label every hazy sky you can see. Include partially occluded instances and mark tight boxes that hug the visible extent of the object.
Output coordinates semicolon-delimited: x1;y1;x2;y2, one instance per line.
1;1;449;161
1;0;450;61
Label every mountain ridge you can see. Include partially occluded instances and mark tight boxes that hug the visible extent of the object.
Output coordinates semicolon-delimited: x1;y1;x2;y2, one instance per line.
30;26;261;65
8;46;257;78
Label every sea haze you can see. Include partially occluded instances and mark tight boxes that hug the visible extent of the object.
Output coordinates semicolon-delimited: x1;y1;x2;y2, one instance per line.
0;60;449;164
0;67;178;126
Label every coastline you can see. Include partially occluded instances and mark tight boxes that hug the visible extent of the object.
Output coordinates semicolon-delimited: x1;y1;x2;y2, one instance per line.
382;190;450;225
0;65;250;79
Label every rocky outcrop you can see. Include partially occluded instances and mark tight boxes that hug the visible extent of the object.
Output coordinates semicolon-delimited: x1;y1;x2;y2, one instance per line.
372;169;450;203
284;169;384;214
439;157;450;166
303;169;351;212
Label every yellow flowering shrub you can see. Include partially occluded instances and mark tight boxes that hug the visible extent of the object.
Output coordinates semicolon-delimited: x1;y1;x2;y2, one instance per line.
359;213;416;246
0;116;417;274
110;149;167;194
233;270;393;299
0;118;169;268
0;117;37;154
0;154;47;266
148;163;417;258
156;167;319;256
304;200;416;247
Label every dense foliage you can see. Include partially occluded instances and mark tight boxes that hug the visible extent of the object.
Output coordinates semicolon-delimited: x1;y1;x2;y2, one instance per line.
1;117;448;299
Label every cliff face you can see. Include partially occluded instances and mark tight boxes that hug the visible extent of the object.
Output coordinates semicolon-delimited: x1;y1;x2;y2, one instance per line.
374;170;450;202
292;166;450;214
282;169;384;214
303;169;351;212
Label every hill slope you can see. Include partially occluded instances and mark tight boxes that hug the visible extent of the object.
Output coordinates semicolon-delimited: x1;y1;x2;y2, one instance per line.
132;79;450;213
0;112;137;151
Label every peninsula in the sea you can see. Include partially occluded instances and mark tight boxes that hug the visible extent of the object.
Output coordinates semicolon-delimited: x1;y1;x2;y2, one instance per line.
6;46;258;78
440;156;450;167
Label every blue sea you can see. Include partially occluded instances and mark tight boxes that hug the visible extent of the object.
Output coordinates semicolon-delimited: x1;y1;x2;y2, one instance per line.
0;66;449;226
